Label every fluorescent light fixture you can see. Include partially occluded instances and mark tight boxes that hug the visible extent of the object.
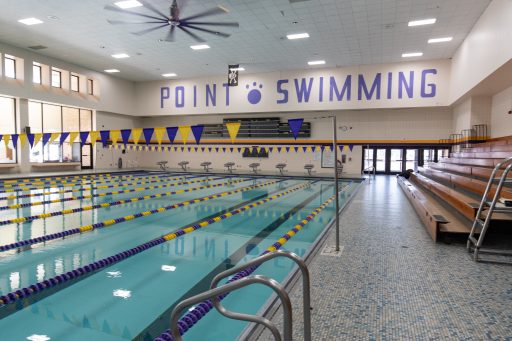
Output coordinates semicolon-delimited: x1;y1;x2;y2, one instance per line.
113;289;131;299
111;53;130;59
428;37;453;44
162;73;177;77
161;265;177;271
402;52;423;58
190;44;210;50
114;0;143;9
229;67;245;71
18;17;43;25
408;18;436;26
308;60;326;66
104;69;120;73
287;32;310;40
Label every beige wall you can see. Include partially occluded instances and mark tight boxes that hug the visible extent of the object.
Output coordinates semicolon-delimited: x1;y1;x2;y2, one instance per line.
490;86;512;138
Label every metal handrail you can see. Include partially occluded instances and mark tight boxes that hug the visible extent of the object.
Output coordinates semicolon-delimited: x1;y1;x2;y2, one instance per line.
211;250;311;341
169;275;292;341
362;165;376;181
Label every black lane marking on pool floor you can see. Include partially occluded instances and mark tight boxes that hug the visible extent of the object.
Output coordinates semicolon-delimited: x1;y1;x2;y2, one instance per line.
138;181;329;341
0;178;292;321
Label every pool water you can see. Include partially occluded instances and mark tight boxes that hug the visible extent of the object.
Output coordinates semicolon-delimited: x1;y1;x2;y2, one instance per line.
0;172;359;340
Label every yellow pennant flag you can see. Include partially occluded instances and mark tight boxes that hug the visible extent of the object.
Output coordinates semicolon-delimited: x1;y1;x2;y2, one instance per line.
306;146;312;153
132;128;142;145
49;133;60;144
3;134;10;147
19;134;28;148
34;133;43;146
154;127;166;145
226;122;241;143
89;131;100;146
69;132;78;144
179;126;191;144
110;130;120;145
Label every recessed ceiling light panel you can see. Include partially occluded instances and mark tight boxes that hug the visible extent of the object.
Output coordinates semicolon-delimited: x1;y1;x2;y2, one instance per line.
190;44;210;50
402;52;423;58
308;60;326;65
111;53;130;59
287;33;310;40
104;69;120;73
18;17;43;25
428;37;453;44
162;73;177;77
408;18;436;27
114;0;143;9
229;67;245;71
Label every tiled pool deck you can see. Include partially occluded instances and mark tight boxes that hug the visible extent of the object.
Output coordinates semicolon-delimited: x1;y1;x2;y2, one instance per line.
258;175;512;340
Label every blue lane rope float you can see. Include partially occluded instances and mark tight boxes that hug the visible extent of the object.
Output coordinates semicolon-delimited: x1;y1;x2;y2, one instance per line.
0;176;223;211
0;174;188;200
0;178;278;252
0;172;146;188
0;172;179;192
155;192;340;341
1;172;124;185
0;180;307;306
0;177;251;226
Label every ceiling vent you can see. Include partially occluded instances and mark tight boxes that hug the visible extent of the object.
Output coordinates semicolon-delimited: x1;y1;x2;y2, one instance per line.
289;0;310;3
29;45;47;50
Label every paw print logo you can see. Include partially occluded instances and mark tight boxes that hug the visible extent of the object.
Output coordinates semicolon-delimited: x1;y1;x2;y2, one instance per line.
246;82;263;105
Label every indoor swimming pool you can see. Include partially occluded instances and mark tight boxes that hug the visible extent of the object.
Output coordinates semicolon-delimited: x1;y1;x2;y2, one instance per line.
0;171;359;340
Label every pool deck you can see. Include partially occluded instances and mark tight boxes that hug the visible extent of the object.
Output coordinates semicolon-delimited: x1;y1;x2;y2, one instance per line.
257;175;512;340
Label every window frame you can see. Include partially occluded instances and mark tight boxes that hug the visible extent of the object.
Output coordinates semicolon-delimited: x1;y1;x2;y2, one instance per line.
51;67;62;88
70;74;79;92
87;79;94;95
0;96;18;164
33;62;42;84
4;55;16;79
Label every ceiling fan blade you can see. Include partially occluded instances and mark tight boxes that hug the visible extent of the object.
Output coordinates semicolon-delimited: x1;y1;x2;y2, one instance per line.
104;5;164;21
138;0;169;20
108;19;166;25
184;24;231;38
165;25;176;42
182;21;239;28
132;23;169;36
180;5;229;22
178;25;206;43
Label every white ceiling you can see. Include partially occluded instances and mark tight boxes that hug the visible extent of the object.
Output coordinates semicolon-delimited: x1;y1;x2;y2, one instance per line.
0;0;491;82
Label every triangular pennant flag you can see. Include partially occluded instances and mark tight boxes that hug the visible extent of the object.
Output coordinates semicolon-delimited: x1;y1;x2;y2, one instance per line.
264;147;269;153
269;147;274;153
349;144;354;152
288;118;304;140
302;146;308;153
312;146;317;152
191;125;204;144
80;131;90;146
59;132;70;145
34;133;43;146
237;147;242;153
100;130;110;146
277;147;282;153
42;133;52;146
49;133;60;144
285;146;290;153
121;129;131;147
226;122;241;143
338;145;343;152
230;147;234;153
215;147;219;153
222;147;226;152
131;128;142;145
201;147;205;152
208;147;212;152
143;128;154;145
69;132;78;145
294;146;299;153
181;147;185;152
110;130;120;145
3;135;10;148
155;127;166;144
321;145;325;151
89;131;100;146
19;134;28;148
11;134;18;149
166;127;178;144
179;126;191;144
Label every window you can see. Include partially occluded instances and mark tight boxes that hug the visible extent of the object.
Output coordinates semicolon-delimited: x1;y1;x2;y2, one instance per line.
51;68;61;88
4;55;16;79
70;74;79;92
87;79;94;95
28;102;43;163
0;96;16;164
33;62;42;84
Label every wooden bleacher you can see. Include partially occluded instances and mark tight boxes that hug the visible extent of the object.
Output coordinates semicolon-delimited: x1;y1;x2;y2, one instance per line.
399;136;512;242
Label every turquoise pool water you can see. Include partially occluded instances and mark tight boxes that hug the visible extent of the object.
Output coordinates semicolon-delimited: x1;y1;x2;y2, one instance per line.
0;172;359;340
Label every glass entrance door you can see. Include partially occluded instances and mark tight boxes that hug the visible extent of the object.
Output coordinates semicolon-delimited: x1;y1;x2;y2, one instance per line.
375;149;386;172
405;149;419;171
81;144;93;169
390;149;403;173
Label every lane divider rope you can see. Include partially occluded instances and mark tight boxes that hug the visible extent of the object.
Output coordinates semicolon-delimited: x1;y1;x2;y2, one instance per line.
0;179;275;251
0;179;304;306
1;172;129;184
0;176;223;211
0;174;188;200
156;191;343;341
0;173;149;188
0;177;250;226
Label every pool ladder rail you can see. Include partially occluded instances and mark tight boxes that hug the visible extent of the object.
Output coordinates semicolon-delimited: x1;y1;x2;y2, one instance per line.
467;156;512;264
170;250;311;341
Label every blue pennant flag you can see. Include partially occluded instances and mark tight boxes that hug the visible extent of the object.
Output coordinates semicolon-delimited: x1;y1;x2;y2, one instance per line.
80;132;89;146
100;131;110;146
121;129;131;147
27;134;35;147
143;128;154;145
42;133;52;146
60;132;70;145
11;134;18;149
285;146;290;153
191;125;204;144
288;118;304;140
166;127;178;144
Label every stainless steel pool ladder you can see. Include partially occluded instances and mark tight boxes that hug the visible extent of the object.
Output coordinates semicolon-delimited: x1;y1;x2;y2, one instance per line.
362;165;376;183
467;156;512;263
169;250;312;341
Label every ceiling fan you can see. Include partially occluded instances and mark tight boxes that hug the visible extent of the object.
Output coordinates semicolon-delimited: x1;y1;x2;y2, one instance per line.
105;0;239;42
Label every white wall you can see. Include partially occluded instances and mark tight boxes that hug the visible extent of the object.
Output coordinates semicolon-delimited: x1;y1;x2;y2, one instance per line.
450;0;512;103
490;86;512;138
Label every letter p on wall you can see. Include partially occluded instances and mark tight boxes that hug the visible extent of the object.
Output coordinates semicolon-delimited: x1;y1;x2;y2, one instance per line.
161;87;170;108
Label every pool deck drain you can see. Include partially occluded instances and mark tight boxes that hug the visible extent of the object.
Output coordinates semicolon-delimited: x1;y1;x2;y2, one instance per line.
320;245;344;257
